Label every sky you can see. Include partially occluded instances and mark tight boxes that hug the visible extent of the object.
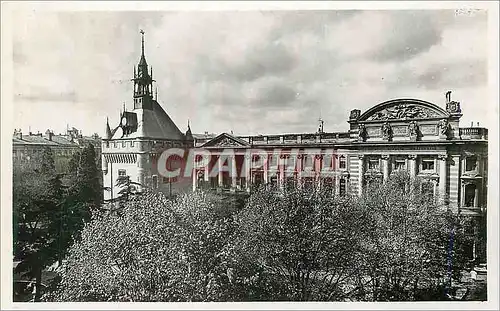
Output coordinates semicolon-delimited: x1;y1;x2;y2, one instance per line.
10;8;492;136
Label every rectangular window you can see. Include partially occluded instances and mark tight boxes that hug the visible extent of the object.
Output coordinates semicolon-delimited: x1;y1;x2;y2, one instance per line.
394;159;406;171
152;175;158;189
339;156;347;169
421;158;435;171
113;142;117;148
130;141;135;147
339;178;346;196
465;156;478;172
122;141;126;148
464;184;477;207
118;169;126;177
368;158;379;170
269;155;278;167
304;156;314;170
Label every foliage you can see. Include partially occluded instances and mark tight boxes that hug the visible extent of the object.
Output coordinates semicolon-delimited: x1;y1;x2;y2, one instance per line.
13;147;64;301
355;171;473;301
13;144;103;301
44;171;477;302
45;191;237;302
230;185;368;301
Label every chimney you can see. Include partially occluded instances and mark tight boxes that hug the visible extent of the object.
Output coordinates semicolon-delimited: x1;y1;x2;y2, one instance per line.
446;91;451;104
13;129;22;140
45;129;53;141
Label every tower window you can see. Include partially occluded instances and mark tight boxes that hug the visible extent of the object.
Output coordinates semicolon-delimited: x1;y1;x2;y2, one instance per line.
118;169;127;177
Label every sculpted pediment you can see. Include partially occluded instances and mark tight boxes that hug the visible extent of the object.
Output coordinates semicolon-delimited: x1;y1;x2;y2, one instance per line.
201;133;250;148
359;99;449;122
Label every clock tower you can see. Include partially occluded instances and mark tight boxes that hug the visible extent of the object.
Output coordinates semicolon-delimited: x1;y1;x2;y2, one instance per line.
101;30;192;202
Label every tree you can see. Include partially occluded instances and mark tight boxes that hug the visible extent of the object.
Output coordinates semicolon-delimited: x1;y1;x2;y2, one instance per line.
49;144;102;264
229;185;368;301
67;144;102;210
354;171;473;301
44;190;238;302
13;147;64;301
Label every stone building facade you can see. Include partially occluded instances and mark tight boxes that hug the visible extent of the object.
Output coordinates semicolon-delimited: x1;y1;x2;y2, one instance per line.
12;127;101;173
192;92;488;219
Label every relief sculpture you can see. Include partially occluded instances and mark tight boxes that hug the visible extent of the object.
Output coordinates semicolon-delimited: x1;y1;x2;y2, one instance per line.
368;103;438;121
214;137;236;147
381;122;393;141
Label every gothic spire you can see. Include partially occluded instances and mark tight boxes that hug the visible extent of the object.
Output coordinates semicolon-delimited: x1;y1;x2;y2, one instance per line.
138;29;148;67
105;117;112;139
185;119;194;141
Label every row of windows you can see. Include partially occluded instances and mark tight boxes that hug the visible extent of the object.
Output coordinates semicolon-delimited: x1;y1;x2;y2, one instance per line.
105;141;135;148
198;175;349;195
250;154;347;170
365;156;479;173
12;148;76;158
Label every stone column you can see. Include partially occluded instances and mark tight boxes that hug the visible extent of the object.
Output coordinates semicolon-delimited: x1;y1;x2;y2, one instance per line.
474;184;479;207
358;155;365;196
218;155;223;187
231;155;237;190
245;154;251;192
382;154;390;182
297;155;303;189
408;154;418;178
204;159;209;182
279;155;285;191
316;155;323;189
438;154;448;201
460;181;466;208
192;167;197;192
264;154;269;184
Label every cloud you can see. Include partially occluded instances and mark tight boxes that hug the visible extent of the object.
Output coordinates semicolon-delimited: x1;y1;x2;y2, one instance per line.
10;9;490;136
370;11;447;62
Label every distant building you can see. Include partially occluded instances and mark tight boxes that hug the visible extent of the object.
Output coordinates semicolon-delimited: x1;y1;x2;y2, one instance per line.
12;127;101;173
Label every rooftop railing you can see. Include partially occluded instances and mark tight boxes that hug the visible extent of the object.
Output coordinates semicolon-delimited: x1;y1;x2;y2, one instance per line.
459;127;488;140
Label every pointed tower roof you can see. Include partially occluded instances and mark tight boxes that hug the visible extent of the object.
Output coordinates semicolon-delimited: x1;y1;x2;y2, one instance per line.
138;29;147;66
185;120;194;141
105;117;112;139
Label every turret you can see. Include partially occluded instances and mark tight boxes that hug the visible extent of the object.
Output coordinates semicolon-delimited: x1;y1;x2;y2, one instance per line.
185;120;194;141
105;117;112;139
132;30;155;110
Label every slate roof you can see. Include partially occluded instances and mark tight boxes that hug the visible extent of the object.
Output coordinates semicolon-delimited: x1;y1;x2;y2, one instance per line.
111;100;185;141
13;134;100;147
